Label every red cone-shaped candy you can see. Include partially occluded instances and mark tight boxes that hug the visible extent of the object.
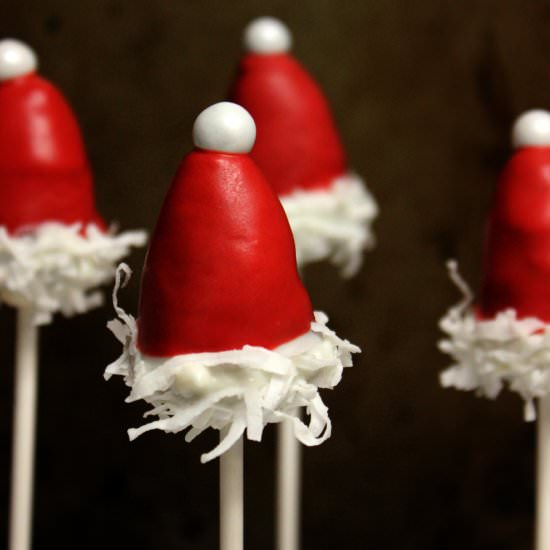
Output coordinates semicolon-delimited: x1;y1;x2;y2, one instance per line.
230;17;347;196
138;102;313;356
480;110;550;321
0;39;104;233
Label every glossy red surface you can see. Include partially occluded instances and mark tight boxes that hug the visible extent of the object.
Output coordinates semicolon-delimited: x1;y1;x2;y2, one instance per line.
230;53;347;196
137;149;313;356
0;73;104;233
480;146;550;321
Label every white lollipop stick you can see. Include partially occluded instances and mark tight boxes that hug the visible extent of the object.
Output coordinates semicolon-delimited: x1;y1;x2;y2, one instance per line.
220;436;244;550
537;396;550;550
8;308;39;550
277;419;301;550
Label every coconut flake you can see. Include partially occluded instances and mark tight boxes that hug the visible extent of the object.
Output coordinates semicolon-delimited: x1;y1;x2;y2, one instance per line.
280;173;378;277
0;223;147;324
438;260;550;420
105;264;360;462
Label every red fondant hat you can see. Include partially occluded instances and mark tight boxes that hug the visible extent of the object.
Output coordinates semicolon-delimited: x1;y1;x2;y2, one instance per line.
229;17;347;196
480;110;550;321
0;39;104;233
138;102;313;357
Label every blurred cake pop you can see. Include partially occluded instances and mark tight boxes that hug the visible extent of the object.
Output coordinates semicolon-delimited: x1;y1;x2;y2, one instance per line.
0;39;146;323
440;109;550;419
230;17;378;277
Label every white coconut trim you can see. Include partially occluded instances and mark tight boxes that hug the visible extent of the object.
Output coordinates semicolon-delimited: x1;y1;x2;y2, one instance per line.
280;173;378;278
105;264;360;463
0;222;147;325
439;260;550;421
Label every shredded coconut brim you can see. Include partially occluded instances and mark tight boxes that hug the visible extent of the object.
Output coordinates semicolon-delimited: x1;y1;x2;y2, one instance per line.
439;260;550;421
0;222;147;324
105;264;361;462
280;172;378;278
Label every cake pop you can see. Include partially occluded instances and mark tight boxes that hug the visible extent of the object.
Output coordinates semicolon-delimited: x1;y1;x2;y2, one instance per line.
440;109;550;419
230;17;377;277
0;38;146;550
0;39;146;324
439;108;550;550
106;102;359;463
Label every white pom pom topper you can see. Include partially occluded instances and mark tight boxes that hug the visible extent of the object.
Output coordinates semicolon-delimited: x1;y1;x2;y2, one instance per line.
0;39;37;82
512;109;550;149
193;101;256;154
243;16;293;54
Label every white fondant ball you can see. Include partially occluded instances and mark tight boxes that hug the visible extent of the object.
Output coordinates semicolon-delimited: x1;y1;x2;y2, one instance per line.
512;110;550;148
0;39;37;82
243;16;292;54
193;102;256;154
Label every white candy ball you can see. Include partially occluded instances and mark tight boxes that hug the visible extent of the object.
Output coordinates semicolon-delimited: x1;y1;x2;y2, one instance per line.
193;102;256;154
512;109;550;148
0;39;37;82
243;16;292;54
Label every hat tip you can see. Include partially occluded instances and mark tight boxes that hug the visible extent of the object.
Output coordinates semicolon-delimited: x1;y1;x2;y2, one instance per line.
512;109;550;148
192;102;256;154
0;39;37;82
243;16;292;54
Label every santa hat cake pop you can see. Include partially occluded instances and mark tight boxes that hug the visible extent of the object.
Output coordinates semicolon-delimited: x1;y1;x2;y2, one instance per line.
105;102;360;462
439;109;550;419
230;17;378;277
0;39;146;323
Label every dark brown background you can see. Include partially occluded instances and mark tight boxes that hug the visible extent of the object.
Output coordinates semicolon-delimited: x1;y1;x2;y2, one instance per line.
1;1;549;548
